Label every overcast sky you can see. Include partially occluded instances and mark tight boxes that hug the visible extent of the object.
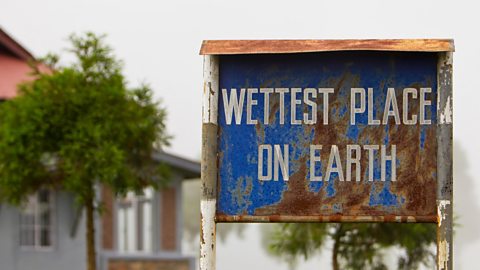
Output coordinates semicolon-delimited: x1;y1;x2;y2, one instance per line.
1;0;479;268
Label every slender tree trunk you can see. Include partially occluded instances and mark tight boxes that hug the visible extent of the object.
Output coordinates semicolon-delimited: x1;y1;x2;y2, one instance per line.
86;189;97;270
332;224;343;270
332;238;339;270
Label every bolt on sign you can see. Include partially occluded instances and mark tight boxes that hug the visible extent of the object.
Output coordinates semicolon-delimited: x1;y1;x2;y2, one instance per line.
200;40;454;270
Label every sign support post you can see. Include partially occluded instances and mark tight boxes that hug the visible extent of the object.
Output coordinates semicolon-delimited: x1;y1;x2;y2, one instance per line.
200;55;219;270
437;52;453;270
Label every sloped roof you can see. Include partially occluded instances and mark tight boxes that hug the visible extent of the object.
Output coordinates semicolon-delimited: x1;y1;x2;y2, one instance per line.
0;27;36;99
153;151;200;179
0;27;200;180
0;27;35;61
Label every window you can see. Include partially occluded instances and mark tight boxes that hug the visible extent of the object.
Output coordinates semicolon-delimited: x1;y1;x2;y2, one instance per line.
19;189;54;249
117;188;154;253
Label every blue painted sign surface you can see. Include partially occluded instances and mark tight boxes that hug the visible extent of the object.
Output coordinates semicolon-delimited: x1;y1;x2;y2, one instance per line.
217;52;438;221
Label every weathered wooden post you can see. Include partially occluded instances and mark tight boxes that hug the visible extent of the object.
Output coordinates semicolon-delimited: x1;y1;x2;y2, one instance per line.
200;55;218;270
437;52;453;269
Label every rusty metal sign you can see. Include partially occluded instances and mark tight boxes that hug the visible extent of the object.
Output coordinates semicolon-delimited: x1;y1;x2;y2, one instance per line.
217;52;438;222
200;40;454;270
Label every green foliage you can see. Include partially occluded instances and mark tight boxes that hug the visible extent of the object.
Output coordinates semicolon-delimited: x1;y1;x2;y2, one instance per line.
0;32;170;206
267;223;436;270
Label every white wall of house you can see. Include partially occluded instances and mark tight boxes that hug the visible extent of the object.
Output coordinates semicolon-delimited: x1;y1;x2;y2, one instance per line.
0;155;198;270
0;191;87;270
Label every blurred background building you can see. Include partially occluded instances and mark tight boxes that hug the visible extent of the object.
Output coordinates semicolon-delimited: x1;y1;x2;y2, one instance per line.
0;27;200;270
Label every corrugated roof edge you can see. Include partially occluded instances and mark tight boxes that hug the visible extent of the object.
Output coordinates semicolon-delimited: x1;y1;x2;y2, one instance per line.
199;39;455;55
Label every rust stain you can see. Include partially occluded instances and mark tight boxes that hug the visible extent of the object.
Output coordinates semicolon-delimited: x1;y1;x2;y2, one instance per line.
249;77;437;218
216;52;439;223
215;214;436;223
200;39;455;55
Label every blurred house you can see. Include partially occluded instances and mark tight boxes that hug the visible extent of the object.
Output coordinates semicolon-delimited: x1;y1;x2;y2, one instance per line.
0;27;37;99
0;27;199;270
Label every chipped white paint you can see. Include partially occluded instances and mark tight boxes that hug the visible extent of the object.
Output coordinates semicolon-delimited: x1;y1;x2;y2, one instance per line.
200;199;216;270
438;239;450;270
438;52;453;125
436;51;453;270
201;55;218;270
437;199;451;227
444;52;453;66
439;95;452;124
203;55;219;124
437;86;441;123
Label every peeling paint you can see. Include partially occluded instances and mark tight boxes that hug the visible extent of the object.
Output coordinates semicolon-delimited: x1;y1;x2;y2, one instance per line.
202;55;219;124
437;199;451;227
215;214;435;223
438;239;450;270
201;54;218;270
200;200;216;270
438;52;453;126
435;51;453;270
206;49;454;270
439;95;452;124
217;52;438;220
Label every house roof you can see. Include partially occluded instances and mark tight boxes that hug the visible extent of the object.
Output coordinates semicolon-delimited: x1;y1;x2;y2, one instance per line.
0;27;37;99
0;27;200;180
0;27;35;61
200;39;455;55
153;151;200;179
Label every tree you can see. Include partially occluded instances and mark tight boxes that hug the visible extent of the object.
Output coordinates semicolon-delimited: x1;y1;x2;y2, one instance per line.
0;33;169;270
266;223;436;270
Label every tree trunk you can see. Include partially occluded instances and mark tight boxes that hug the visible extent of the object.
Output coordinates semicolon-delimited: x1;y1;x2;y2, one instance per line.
332;238;339;270
332;224;343;270
86;190;97;270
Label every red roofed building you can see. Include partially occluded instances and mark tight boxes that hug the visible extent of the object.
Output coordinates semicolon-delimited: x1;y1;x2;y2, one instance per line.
0;27;37;98
0;27;197;270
